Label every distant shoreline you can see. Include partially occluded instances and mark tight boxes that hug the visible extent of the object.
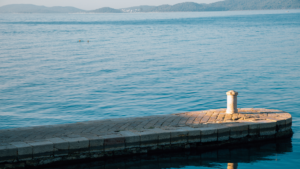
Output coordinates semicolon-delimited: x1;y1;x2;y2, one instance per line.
2;9;299;15
1;0;300;14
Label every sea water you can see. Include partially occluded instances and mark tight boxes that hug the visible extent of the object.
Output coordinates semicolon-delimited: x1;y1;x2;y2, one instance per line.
0;10;300;168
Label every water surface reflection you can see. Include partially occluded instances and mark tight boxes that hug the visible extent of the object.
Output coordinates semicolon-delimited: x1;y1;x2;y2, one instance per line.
44;138;292;169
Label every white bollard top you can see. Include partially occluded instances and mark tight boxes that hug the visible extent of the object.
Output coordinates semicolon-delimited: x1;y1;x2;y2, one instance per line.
226;90;238;96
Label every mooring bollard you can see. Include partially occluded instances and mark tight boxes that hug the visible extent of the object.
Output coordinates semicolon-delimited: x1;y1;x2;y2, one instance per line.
226;90;238;114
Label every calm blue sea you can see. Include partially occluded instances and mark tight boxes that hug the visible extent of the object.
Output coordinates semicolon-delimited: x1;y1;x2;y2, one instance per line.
0;10;300;168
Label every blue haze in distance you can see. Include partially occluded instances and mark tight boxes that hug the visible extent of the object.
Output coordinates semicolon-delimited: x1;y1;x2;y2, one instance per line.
0;0;222;10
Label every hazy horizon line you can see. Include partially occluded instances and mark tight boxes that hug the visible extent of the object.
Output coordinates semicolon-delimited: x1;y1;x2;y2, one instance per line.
0;1;221;11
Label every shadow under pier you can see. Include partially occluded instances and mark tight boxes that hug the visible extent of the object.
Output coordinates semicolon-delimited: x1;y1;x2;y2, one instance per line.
42;137;292;169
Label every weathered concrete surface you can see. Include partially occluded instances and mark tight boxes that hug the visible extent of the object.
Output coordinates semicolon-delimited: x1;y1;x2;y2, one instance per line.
0;108;293;168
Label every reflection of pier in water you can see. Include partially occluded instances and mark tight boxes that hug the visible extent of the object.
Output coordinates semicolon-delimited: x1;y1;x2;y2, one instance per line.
44;138;292;169
228;163;238;169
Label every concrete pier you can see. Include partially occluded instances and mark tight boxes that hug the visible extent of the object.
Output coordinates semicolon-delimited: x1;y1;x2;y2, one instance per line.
0;108;293;169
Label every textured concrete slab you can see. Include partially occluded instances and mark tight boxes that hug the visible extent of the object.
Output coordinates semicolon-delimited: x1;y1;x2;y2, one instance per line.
0;144;17;163
227;123;249;139
259;121;276;136
46;137;69;157
152;128;171;146
133;129;159;148
185;127;201;143
0;108;293;168
81;134;104;153
170;128;188;144
119;131;140;149
217;127;230;142
248;123;260;137
61;137;89;153
9;142;32;161
199;127;218;143
102;135;125;151
27;140;53;158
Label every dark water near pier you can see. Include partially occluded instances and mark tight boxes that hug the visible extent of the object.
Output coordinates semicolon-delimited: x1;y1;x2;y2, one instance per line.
43;138;294;169
0;10;300;168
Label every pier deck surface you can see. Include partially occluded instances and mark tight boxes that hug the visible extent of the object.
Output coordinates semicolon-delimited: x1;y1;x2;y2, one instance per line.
0;108;291;143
